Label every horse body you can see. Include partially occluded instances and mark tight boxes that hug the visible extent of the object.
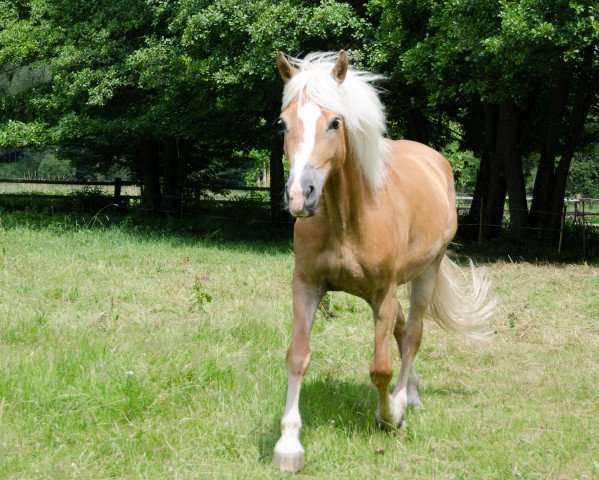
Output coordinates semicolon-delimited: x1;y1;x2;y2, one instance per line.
294;137;456;307
272;51;495;473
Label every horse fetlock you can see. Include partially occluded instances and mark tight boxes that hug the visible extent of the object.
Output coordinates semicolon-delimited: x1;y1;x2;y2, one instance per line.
280;418;301;437
369;366;393;388
375;393;403;429
407;385;423;408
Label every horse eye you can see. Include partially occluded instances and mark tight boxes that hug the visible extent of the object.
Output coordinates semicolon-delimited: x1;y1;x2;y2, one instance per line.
328;118;340;131
277;118;288;134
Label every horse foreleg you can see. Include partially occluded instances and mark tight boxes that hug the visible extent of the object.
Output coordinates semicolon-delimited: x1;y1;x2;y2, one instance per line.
393;300;423;408
392;267;437;423
273;276;321;473
370;289;400;428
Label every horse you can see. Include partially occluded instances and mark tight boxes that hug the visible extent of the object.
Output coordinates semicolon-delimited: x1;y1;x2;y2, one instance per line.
272;51;496;473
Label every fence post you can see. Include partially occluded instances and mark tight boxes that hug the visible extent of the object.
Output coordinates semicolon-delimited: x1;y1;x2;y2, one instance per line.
582;199;586;258
558;201;566;254
478;197;483;245
114;177;122;205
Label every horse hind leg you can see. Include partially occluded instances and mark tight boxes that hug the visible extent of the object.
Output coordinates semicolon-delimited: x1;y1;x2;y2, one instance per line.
393;301;423;408
391;265;438;424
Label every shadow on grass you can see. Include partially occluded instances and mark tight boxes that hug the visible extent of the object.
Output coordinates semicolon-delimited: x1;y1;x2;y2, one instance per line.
0;202;294;255
258;377;377;464
257;374;479;463
301;377;379;432
453;223;599;265
1;199;596;261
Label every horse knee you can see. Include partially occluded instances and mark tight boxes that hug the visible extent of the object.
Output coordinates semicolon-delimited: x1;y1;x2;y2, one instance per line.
286;344;311;376
369;362;393;388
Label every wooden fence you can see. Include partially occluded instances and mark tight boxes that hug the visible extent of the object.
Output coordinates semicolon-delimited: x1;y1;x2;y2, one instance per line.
1;178;596;212
0;179;597;238
0;177;137;204
0;178;272;205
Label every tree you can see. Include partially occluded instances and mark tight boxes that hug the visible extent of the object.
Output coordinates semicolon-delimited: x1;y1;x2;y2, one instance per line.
371;0;599;239
1;0;372;218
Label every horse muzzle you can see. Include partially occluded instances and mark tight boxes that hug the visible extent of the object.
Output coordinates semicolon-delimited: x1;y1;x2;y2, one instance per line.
285;166;323;217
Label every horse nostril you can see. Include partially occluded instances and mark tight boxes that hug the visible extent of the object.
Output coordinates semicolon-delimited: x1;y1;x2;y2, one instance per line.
305;185;315;198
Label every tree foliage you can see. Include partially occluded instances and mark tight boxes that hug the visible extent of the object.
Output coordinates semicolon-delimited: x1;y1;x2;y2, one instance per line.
371;0;599;238
1;0;597;237
1;0;371;211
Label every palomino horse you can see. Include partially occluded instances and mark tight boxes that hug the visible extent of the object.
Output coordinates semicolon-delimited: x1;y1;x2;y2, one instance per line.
272;51;496;473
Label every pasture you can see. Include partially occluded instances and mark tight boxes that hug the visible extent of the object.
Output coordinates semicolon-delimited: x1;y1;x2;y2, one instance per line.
0;214;597;479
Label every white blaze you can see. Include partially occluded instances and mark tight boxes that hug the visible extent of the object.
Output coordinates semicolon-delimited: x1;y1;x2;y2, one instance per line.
290;102;321;195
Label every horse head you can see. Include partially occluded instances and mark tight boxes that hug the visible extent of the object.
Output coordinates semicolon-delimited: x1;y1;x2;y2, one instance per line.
276;51;350;217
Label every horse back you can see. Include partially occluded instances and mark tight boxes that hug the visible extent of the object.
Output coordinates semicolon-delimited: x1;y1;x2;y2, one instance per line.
385;139;457;246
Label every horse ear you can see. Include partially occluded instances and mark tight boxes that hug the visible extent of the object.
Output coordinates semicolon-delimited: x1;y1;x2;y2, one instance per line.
277;52;296;84
331;50;349;84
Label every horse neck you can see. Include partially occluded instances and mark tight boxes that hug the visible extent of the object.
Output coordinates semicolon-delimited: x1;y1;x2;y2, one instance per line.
322;149;374;235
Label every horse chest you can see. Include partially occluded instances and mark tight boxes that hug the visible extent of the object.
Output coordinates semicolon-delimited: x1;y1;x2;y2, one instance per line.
309;241;391;296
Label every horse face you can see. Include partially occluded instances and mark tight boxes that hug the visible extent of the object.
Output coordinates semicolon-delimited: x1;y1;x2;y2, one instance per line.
280;100;346;217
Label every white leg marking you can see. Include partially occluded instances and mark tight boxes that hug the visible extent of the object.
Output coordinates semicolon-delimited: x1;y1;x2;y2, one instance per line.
273;373;304;472
376;389;407;428
273;283;320;472
406;365;423;408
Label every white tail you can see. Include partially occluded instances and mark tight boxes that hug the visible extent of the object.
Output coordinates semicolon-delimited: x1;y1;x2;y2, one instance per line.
428;255;496;340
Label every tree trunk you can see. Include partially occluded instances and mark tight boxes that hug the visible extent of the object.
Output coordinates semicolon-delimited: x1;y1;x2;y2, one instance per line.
269;136;288;224
162;137;190;215
529;70;569;233
404;108;432;144
140;139;161;211
468;103;507;240
499;99;528;238
549;67;599;233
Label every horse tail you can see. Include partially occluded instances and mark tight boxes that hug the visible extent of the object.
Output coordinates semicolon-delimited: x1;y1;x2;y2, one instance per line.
428;254;496;340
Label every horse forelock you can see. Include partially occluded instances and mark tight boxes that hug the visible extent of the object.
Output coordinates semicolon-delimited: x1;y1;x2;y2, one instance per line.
281;52;390;188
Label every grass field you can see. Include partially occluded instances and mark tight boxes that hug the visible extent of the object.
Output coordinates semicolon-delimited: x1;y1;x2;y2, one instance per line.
0;213;597;479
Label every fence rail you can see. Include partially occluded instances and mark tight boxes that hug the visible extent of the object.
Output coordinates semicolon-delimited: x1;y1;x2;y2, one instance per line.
1;179;596;214
0;178;273;204
0;178;136;186
454;195;598;255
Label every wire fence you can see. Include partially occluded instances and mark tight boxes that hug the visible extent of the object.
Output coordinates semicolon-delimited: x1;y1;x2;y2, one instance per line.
455;195;598;255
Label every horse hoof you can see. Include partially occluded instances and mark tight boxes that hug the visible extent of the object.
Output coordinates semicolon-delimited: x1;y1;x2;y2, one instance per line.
376;409;403;430
376;416;403;431
272;450;304;473
273;437;304;473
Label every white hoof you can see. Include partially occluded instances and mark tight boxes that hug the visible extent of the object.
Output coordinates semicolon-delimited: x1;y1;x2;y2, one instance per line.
273;437;304;473
376;411;399;430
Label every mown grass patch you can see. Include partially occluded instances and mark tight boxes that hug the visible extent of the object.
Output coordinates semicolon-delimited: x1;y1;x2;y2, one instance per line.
0;214;597;479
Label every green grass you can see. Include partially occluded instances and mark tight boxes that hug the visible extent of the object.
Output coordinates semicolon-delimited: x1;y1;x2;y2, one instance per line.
0;213;597;479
